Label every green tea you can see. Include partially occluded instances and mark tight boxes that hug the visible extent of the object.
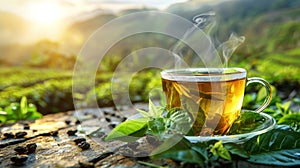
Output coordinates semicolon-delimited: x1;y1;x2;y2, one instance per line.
162;76;246;136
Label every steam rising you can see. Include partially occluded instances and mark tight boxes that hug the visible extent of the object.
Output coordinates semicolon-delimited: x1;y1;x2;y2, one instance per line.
218;33;245;67
172;12;245;68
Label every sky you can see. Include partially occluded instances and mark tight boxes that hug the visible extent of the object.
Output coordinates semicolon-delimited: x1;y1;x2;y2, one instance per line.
0;0;189;23
0;0;221;44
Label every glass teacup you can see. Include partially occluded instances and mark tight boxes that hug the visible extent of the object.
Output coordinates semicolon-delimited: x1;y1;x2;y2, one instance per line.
161;68;272;136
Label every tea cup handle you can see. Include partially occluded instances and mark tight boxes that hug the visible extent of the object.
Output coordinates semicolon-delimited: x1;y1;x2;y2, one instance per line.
246;77;272;113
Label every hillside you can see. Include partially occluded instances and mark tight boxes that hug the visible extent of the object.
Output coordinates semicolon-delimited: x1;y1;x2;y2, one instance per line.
61;0;300;65
0;11;29;45
0;0;299;71
0;0;299;115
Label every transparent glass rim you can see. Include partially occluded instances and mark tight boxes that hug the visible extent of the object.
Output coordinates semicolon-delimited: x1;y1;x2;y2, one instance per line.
161;68;247;82
185;110;276;143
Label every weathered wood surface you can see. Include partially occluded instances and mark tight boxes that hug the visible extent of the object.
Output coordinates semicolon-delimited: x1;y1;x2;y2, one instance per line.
0;104;281;168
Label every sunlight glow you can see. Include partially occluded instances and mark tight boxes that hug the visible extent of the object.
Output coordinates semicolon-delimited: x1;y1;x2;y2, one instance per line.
27;1;63;25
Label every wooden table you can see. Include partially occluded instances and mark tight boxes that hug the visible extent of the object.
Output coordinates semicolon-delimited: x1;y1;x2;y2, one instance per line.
0;104;277;168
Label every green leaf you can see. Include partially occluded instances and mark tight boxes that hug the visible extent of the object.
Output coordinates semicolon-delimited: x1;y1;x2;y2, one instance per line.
223;68;240;74
181;95;206;134
209;141;231;161
149;99;164;117
23;111;33;119
278;113;300;130
242;93;256;107
282;101;292;113
155;149;204;165
138;161;169;168
276;101;292;115
151;134;191;156
224;143;249;158
148;117;166;135
151;135;204;164
244;129;300;166
138;99;165;118
105;118;148;142
137;109;150;117
228;111;266;135
294;98;300;106
0;111;8;123
0;111;7;115
257;85;276;102
5;103;20;120
248;149;300;166
20;96;28;115
28;111;43;120
167;108;192;134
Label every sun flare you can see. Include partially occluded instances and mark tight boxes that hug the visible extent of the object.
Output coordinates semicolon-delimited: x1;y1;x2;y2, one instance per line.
27;2;63;25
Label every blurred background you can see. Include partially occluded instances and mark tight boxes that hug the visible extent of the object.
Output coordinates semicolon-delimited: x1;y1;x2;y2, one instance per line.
0;0;299;122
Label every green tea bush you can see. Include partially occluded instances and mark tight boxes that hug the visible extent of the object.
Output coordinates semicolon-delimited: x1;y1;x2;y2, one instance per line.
0;65;298;117
0;96;42;123
0;78;74;114
84;70;162;107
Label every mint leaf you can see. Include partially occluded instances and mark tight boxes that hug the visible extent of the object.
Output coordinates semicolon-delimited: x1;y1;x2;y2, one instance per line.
167;108;192;135
148;117;166;136
149;99;165;117
105;118;148;142
137;99;165;118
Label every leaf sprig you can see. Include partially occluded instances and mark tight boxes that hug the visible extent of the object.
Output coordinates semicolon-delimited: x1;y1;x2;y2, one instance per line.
105;99;193;141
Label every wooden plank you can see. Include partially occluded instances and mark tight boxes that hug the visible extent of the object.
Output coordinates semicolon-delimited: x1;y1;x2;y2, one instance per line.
0;104;281;167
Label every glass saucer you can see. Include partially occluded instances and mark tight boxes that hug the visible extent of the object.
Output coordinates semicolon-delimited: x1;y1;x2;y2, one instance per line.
185;110;276;143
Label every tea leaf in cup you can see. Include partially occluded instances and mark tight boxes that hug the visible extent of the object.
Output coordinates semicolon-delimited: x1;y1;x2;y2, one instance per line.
222;68;240;74
228;111;265;135
181;95;206;135
173;82;191;98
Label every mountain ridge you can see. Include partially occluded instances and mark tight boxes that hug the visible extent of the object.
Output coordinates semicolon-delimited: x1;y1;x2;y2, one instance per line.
0;0;299;65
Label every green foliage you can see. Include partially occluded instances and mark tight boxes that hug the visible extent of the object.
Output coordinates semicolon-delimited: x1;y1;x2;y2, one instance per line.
0;0;299;117
0;67;72;90
209;140;231;161
0;67;161;114
149;128;300;167
151;136;235;166
151;135;206;165
244;129;300;166
104;98;300;167
105;100;193;141
277;113;300;131
242;80;300;128
0;96;42;123
228;111;265;135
